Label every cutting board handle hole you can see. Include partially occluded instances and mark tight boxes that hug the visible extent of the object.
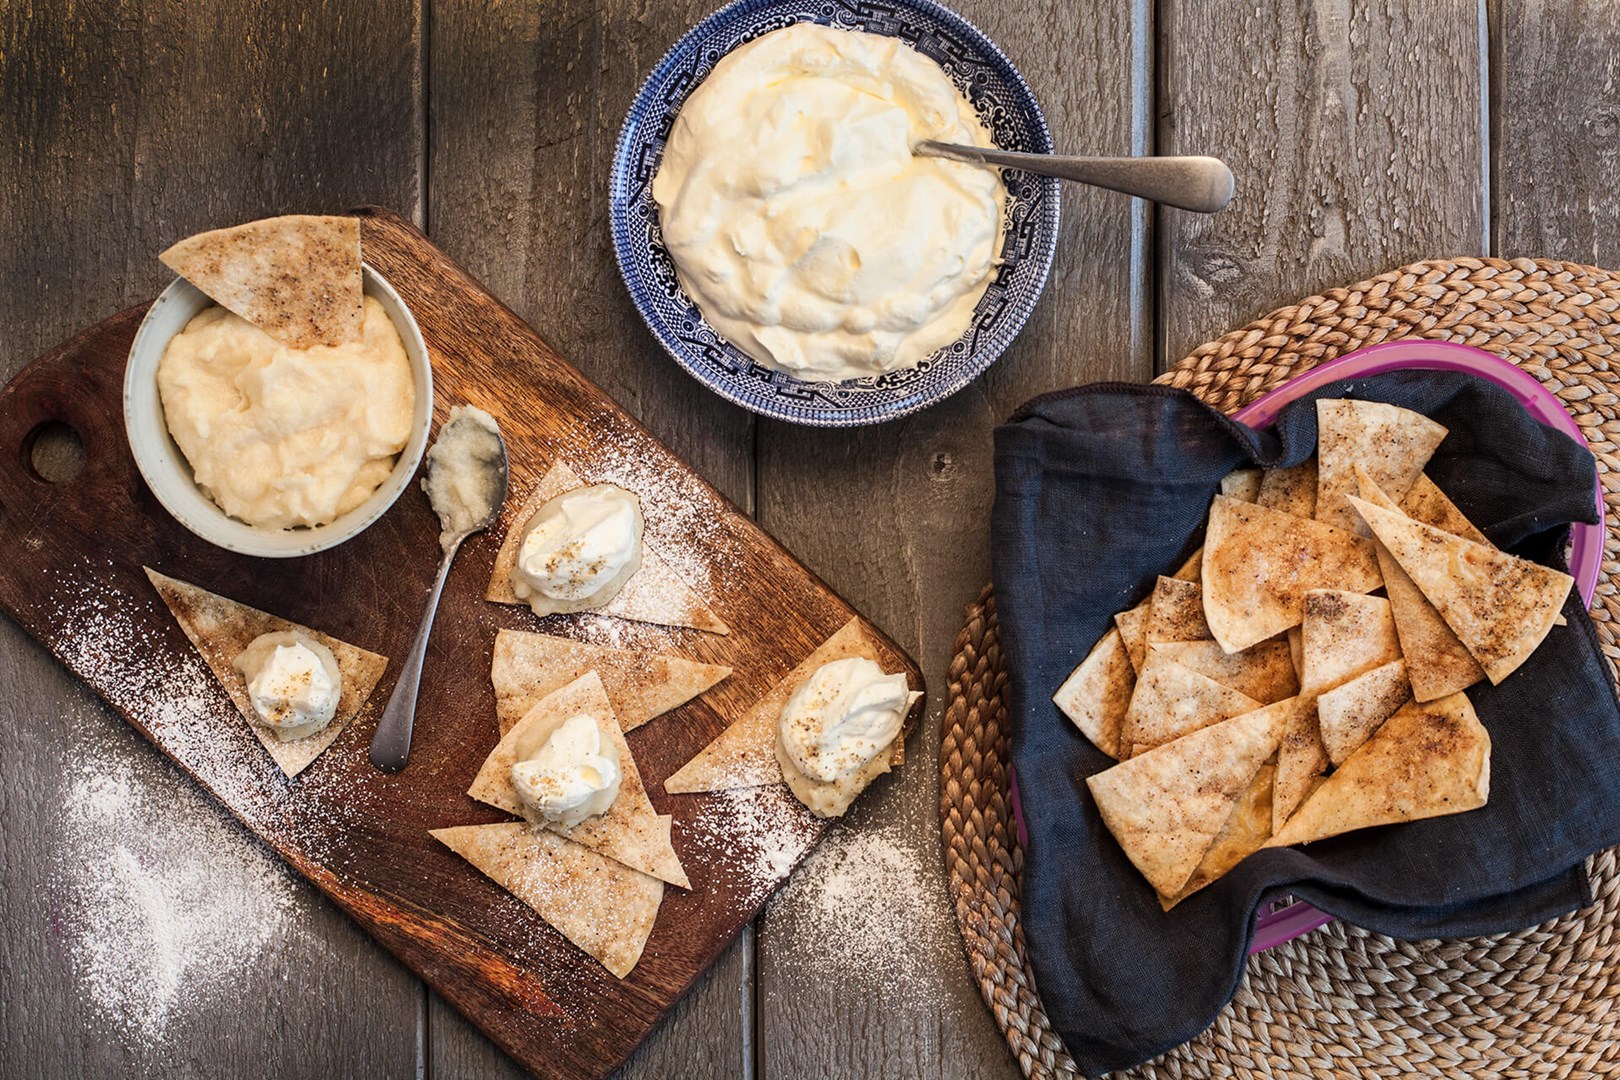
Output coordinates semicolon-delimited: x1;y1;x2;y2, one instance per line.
23;420;87;484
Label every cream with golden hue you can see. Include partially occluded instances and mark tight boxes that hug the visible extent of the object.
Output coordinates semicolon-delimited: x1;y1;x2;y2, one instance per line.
509;712;624;829
652;23;1005;381
510;484;644;616
156;297;414;529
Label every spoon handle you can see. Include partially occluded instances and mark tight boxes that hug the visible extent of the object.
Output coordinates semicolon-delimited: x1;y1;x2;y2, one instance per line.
369;536;462;772
917;143;1235;213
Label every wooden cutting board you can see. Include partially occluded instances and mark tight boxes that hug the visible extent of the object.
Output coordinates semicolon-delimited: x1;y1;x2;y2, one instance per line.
0;207;924;1079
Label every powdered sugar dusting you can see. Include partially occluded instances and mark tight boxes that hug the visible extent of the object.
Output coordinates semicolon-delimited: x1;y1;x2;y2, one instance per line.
52;742;299;1050
767;818;950;998
686;785;820;906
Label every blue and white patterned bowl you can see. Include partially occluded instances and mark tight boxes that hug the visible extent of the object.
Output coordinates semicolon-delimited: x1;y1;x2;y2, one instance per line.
609;0;1061;427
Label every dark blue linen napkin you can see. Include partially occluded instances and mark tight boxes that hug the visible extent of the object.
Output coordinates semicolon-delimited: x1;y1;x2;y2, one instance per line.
991;371;1620;1076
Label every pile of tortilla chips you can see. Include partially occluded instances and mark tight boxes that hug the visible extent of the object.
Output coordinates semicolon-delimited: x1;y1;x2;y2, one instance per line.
1053;399;1573;908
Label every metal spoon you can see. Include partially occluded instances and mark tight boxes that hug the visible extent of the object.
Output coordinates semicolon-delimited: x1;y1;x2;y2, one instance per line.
915;142;1235;214
370;410;509;772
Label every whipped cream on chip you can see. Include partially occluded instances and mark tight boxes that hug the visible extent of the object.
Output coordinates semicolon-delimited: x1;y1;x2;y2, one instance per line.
779;657;909;783
511;483;643;615
231;631;342;741
510;712;624;828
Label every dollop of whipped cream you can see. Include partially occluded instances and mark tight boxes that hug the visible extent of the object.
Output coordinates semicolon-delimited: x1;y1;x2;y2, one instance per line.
778;657;910;783
235;636;340;739
651;23;1006;382
512;484;642;607
510;712;623;827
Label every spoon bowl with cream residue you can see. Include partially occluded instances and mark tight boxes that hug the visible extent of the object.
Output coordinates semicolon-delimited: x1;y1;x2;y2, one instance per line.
370;406;509;772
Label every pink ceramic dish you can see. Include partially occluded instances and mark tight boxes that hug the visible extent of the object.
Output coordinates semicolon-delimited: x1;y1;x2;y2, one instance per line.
1008;340;1605;954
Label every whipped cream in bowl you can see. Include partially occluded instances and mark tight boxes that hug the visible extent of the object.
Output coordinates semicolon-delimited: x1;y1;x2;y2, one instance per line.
509;483;645;616
510;711;624;828
611;0;1059;425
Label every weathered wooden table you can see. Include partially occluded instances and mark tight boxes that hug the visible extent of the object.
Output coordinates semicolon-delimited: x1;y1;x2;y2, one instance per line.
2;2;1615;1077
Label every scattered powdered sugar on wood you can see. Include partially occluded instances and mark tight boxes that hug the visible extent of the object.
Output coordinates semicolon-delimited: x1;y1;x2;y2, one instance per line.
765;818;952;998
686;784;822;907
51;741;299;1051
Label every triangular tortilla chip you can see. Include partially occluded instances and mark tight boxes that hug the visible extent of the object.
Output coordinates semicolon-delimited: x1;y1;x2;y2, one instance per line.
1287;627;1304;682
1317;658;1410;766
1145;576;1210;645
1160;763;1275;910
1220;469;1262;503
1202;495;1383;653
1114;602;1150;674
1119;651;1262;757
488;460;729;635
145;567;386;778
1268;693;1490;847
1315;399;1448;533
1272;696;1328;832
665;617;911;792
1087;707;1280;896
1256;459;1318;518
1149;640;1298;704
1401;472;1489;545
469;672;688;888
1298;589;1400;698
1172;546;1204;584
491;628;731;735
1355;467;1484;701
1349;496;1573;683
431;823;661;978
1054;627;1134;758
159;215;363;348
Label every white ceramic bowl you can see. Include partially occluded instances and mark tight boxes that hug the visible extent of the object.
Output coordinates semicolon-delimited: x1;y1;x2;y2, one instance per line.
123;265;434;558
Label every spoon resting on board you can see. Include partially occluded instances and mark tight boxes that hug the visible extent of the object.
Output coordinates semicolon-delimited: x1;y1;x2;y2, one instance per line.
915;142;1236;214
370;406;509;772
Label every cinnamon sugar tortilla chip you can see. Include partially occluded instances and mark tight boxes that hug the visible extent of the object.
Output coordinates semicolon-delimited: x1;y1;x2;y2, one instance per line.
159;215;363;348
1298;589;1401;698
1149;640;1298;704
1315;400;1448;533
1287;627;1304;682
1053;627;1134;758
664;617;913;793
1160;762;1275;910
469;671;688;888
1317;658;1410;766
1349;495;1573;684
431;822;661;978
1355;467;1484;701
1172;547;1203;583
1119;651;1262;757
1256;459;1318;518
489;460;729;635
1272;696;1328;832
145;567;386;778
1114;602;1151;674
491;628;731;735
1400;472;1490;545
1220;469;1262;503
1201;495;1382;653
1145;576;1211;645
1268;693;1490;848
1087;708;1280;897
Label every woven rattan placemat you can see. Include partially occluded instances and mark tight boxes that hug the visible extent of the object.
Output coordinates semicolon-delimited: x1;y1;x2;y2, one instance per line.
940;258;1620;1078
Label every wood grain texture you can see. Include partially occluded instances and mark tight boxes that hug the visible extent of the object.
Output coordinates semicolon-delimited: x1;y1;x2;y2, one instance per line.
0;211;923;1080
752;3;1151;1076
1492;0;1620;265
0;3;426;1077
1157;0;1489;368
425;0;759;1074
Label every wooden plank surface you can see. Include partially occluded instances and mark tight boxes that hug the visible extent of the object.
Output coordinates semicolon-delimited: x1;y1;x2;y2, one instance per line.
0;3;428;1078
752;2;1152;1076
1156;0;1488;367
